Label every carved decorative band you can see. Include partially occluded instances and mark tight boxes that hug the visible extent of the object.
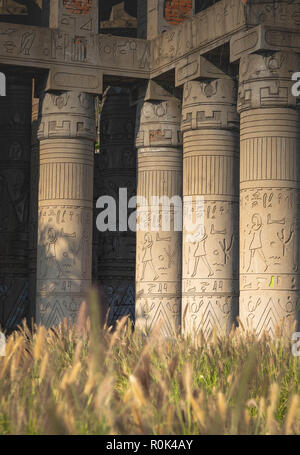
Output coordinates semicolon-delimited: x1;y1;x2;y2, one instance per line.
238;52;300;113
135;99;182;148
38;117;96;141
183;130;239;197
240;110;300;184
138;169;182;200
181;79;239;132
181;108;239;132
39;162;93;202
183;155;238;196
39;140;94;165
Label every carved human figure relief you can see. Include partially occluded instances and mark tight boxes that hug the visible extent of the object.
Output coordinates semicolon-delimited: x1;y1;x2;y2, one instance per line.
135;97;182;337
181;79;239;338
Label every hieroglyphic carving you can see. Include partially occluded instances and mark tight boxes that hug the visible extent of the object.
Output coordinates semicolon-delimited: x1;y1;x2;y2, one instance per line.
150;0;246;77
0;22;151;84
238;51;300;337
135;97;182;337
94;87;136;327
231;25;300;62
28;93;40;324
246;0;300;29
36;89;96;327
2;1;300;86
181;78;239;338
0;72;32;332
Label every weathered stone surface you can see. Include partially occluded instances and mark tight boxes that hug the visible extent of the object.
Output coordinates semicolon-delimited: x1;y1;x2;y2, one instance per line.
0;22;151;83
0;0;27;15
150;0;246;77
175;54;230;87
238;51;300;337
181;78;239;338
231;25;300;62
28;90;39;325
147;0;195;40
0;71;32;332
46;65;103;94
36;89;96;327
48;0;99;35
95;87;136;327
131;80;180;103
246;0;300;29
100;2;137;32
2;1;300;86
2;0;300;338
135;96;182;337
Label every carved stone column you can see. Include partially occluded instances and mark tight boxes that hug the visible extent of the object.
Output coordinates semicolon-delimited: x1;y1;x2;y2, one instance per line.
238;51;300;337
28;92;40;326
36;90;96;327
181;79;239;338
95;87;136;326
135;97;182;336
0;71;32;332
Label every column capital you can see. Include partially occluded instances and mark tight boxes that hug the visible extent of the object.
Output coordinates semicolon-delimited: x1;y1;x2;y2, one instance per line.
181;78;239;133
238;51;300;113
135;97;182;149
37;90;96;141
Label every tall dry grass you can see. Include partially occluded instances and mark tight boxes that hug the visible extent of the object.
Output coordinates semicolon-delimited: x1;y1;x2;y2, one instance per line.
0;291;299;435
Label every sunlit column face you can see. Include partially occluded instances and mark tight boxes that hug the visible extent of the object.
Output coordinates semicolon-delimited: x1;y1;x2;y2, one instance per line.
238;51;300;337
36;90;96;328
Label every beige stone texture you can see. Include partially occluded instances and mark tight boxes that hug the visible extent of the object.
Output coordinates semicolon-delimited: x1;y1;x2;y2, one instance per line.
28;90;40;325
181;78;239;338
135;97;182;336
36;90;96;327
238;51;300;337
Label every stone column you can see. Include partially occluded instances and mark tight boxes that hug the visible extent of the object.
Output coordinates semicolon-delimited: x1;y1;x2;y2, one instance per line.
135;97;182;336
36;90;96;327
28;91;40;326
181;79;239;338
238;51;300;337
95;87;136;326
0;71;32;332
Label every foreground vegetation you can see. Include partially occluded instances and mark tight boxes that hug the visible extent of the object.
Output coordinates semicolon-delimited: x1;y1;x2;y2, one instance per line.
0;293;299;435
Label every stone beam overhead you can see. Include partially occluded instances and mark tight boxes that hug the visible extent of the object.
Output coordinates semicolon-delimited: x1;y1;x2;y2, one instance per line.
1;0;300;92
150;0;300;78
150;0;247;77
231;25;300;62
175;54;231;88
0;23;151;92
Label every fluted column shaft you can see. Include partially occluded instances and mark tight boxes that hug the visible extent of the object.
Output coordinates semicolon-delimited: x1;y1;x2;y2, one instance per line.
181;79;239;338
36;90;96;327
135;98;182;336
238;51;300;336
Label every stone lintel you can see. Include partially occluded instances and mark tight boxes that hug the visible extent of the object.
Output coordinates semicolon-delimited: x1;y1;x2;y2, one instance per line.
175;54;231;87
46;65;103;94
3;0;300;89
130;80;181;106
230;25;300;62
0;22;151;88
